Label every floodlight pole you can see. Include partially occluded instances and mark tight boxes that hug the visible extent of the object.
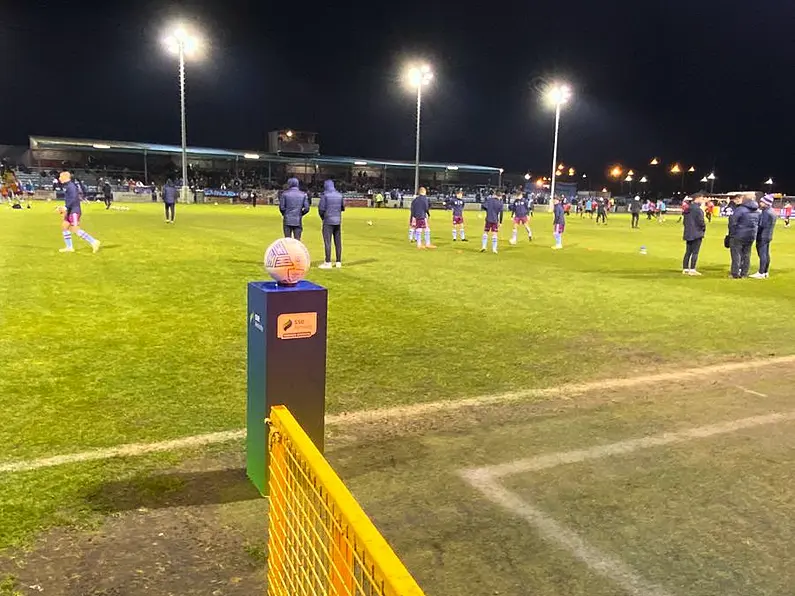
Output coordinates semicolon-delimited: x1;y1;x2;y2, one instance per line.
548;101;562;210
179;43;189;203
414;83;422;196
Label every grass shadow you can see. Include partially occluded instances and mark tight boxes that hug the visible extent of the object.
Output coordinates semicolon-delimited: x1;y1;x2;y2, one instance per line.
85;467;260;512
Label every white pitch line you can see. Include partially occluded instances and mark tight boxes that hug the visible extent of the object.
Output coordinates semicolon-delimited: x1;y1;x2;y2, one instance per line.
0;429;245;475
462;472;673;596
2;354;793;476
734;385;768;398
466;409;795;480
460;409;795;596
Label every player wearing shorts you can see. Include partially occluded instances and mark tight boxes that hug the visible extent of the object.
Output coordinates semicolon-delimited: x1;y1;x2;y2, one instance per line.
59;171;101;253
552;196;565;249
410;187;435;249
480;192;503;253
509;192;532;244
451;191;467;241
782;202;792;228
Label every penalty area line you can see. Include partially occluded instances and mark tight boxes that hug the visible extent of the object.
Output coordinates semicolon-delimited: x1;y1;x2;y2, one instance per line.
2;354;794;476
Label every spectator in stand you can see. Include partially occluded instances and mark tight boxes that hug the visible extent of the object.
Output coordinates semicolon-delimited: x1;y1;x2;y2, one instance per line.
163;179;177;223
750;195;776;279
681;197;705;276
727;194;760;279
318;179;345;269
279;178;310;240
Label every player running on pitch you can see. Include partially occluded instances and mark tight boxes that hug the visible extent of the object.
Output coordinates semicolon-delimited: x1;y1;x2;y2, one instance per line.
411;187;436;249
451;191;467;241
480;191;503;253
58;171;100;253
509;191;532;244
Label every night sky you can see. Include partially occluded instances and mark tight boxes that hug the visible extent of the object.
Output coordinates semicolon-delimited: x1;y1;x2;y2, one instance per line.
5;1;794;190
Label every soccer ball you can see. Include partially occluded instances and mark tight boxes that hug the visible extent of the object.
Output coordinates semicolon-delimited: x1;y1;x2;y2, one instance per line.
367;220;373;226
264;238;311;285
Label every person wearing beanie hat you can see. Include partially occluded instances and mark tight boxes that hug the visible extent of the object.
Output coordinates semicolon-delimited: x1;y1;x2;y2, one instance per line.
750;195;776;278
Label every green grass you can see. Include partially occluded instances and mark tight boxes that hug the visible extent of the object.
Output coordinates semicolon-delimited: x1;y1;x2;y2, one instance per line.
1;201;794;550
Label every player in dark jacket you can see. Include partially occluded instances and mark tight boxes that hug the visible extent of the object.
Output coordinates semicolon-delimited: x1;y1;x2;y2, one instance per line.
596;198;607;225
727;196;760;278
629;196;641;229
681;198;706;275
750;195;776;279
509;192;532;243
163;180;177;223
279;178;310;239
480;192;503;253
552;197;566;249
451;191;467;241
58;171;101;253
101;179;113;209
410;187;435;249
318;179;345;268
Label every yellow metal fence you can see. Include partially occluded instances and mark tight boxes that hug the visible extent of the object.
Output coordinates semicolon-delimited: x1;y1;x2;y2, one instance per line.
267;405;426;596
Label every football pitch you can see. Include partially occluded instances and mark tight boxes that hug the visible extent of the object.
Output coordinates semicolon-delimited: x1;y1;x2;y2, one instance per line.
1;202;794;595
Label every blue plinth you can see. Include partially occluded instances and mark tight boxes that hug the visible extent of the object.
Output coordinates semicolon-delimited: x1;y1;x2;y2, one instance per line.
247;279;328;495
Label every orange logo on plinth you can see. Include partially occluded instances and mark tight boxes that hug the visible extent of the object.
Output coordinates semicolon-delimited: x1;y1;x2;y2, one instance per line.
277;312;318;340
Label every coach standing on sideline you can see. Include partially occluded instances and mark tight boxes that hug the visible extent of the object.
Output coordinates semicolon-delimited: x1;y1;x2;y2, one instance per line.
629;195;641;229
681;197;705;276
279;178;310;240
750;195;776;279
318;179;345;269
727;194;759;279
163;179;177;223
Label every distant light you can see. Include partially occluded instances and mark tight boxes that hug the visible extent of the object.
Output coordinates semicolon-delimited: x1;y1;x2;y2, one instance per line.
446;165;459;170
244;153;260;160
524;173;531;180
765;177;774;185
546;83;572;107
610;165;623;178
555;170;562;176
688;166;696;173
535;178;545;187
707;172;716;180
582;173;587;178
558;163;565;170
700;176;708;183
286;130;294;138
649;157;659;166
627;170;635;176
354;161;368;166
624;175;633;182
92;144;111;149
670;163;682;174
407;63;433;88
601;187;608;192
499;168;504;174
639;176;649;183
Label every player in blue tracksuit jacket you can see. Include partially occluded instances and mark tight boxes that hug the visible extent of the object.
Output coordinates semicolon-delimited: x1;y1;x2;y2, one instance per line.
509;193;533;244
318;179;345;268
59;171;101;253
552;197;566;249
279;178;310;240
481;192;504;253
451;191;467;242
163;180;178;223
